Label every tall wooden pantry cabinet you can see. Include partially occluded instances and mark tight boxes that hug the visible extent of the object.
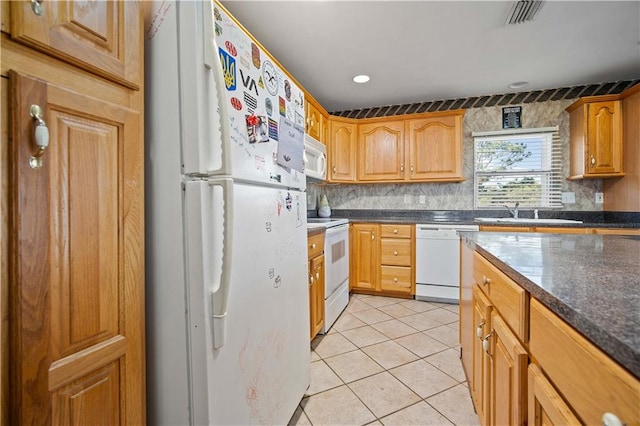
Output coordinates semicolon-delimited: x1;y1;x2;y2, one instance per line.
1;1;145;424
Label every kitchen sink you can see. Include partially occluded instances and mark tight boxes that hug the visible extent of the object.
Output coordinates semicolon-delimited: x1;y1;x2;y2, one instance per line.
474;217;583;224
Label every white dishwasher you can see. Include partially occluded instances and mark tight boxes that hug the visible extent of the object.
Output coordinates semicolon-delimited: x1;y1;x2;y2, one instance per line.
415;224;479;303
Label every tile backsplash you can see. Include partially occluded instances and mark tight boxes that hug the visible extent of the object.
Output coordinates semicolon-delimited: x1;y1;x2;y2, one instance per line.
307;98;602;212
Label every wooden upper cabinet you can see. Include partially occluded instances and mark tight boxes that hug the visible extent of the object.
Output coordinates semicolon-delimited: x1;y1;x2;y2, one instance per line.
9;0;141;89
358;120;405;181
406;112;464;181
329;118;357;182
567;96;623;179
305;99;324;143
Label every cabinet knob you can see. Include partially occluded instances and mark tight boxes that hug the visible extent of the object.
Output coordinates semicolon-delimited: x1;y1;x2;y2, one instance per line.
393;229;398;234
333;166;337;173
393;250;398;256
393;277;398;283
410;165;414;174
590;155;596;167
400;164;404;172
28;104;49;169
309;275;314;284
316;272;320;280
372;233;375;241
311;243;316;249
476;321;485;338
602;413;623;426
482;276;491;285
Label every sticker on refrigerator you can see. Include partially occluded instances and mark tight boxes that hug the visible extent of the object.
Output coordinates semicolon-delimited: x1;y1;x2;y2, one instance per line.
265;97;273;116
279;97;286;116
268;118;278;140
285;192;292;211
284;80;291;101
262;60;278;96
214;7;221;21
240;69;259;96
258;76;265;90
219;48;236;90
230;97;243;110
243;92;258;114
246;114;268;143
224;41;237;56
251;42;261;68
254;155;265;171
276;117;304;172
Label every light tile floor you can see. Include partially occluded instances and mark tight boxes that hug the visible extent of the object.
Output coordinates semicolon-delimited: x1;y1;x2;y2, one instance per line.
289;294;480;426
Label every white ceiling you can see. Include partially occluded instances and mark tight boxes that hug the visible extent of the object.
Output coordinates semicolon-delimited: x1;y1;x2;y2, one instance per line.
220;1;640;112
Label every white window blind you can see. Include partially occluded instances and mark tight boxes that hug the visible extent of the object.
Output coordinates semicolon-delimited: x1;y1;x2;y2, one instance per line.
473;127;562;209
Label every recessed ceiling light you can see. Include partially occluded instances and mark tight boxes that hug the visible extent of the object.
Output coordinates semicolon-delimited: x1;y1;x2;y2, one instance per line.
509;81;529;89
353;74;370;84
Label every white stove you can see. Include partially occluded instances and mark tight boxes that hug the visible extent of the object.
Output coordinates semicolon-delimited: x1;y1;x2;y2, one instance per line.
306;217;349;333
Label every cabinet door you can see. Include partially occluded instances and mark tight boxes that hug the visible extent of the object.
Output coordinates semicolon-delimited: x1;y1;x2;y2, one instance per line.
472;286;493;426
358;121;404;181
306;100;324;142
309;254;325;339
329;120;357;182
9;71;144;424
10;1;141;89
351;224;380;291
586;101;622;175
406;114;463;181
528;364;580;426
488;312;528;426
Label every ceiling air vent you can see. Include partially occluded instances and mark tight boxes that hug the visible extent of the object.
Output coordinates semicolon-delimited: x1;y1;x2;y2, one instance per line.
505;0;545;25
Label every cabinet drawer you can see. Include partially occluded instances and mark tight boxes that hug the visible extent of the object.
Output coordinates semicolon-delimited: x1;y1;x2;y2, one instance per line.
380;266;412;293
530;299;639;425
473;252;528;342
308;233;324;259
380;224;412;239
380;239;412;266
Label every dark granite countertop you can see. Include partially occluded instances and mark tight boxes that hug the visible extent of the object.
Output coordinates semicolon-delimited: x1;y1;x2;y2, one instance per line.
460;231;640;378
308;210;640;229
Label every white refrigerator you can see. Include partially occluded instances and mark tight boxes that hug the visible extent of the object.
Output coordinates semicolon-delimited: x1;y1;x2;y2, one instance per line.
145;1;310;424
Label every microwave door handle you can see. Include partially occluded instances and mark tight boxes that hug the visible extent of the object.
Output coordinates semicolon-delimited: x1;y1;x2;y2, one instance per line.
203;0;232;175
320;153;327;177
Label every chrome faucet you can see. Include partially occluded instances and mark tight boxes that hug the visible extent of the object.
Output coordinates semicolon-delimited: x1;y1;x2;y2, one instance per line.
504;202;520;218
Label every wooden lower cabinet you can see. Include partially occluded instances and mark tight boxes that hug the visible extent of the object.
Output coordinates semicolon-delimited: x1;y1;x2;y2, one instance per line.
351;224;380;291
462;245;640;426
351;223;414;296
487;312;528;426
530;299;640;425
308;232;325;340
528;364;580;426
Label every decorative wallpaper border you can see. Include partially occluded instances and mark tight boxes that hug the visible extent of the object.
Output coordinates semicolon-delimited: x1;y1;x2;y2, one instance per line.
330;79;639;118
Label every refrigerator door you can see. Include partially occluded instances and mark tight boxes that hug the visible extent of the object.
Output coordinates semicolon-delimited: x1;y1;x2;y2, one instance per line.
184;179;310;425
153;1;306;189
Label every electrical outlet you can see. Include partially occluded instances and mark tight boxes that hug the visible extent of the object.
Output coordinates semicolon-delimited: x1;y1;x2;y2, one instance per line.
419;195;426;204
561;192;576;204
404;194;411;204
595;192;604;204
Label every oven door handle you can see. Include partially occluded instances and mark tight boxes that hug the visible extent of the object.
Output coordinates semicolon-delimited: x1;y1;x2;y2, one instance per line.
325;224;349;235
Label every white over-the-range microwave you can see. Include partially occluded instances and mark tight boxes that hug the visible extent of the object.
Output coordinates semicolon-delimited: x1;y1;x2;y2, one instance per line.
304;134;327;181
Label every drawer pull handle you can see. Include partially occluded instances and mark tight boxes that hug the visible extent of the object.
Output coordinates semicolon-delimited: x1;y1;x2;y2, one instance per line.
393;250;398;256
602;413;623;426
482;276;491;285
311;243;316;249
393;229;398;234
393;277;398;283
476;321;485;339
482;331;494;358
